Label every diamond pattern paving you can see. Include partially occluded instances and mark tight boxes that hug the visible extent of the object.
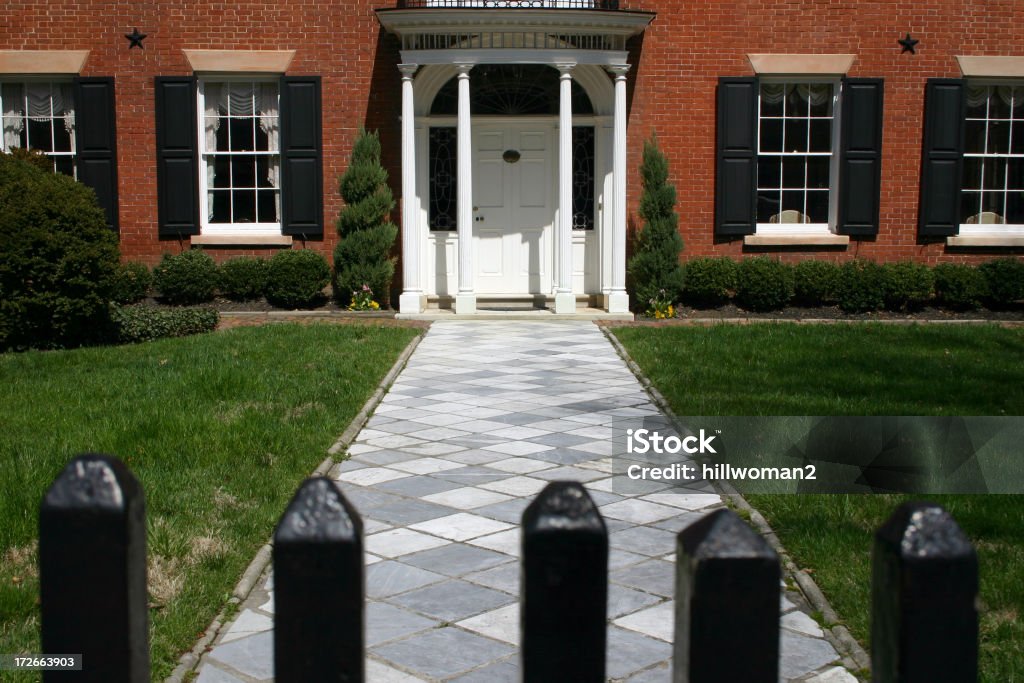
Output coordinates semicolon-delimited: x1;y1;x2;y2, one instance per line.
195;321;851;682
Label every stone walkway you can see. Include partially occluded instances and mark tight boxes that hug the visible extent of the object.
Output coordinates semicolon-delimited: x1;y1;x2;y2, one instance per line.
194;321;856;683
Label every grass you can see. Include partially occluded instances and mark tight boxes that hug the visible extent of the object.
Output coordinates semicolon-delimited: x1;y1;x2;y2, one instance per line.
611;322;1024;683
0;322;420;681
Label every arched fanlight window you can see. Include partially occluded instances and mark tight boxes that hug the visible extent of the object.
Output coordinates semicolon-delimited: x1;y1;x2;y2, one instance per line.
429;64;594;116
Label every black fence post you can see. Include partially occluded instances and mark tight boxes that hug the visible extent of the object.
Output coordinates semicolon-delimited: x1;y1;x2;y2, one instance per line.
39;454;148;682
273;477;364;683
871;502;978;683
673;508;779;683
521;481;608;682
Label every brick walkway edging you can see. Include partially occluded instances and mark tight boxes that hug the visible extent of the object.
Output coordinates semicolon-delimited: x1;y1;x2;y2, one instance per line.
164;331;426;683
600;325;872;675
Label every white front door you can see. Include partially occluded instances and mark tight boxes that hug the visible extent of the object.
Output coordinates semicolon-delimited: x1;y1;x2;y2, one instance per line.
472;123;553;294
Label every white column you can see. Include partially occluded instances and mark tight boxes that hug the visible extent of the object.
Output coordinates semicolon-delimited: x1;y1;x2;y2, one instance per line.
398;63;423;315
607;64;630;314
455;64;476;316
554;64;576;315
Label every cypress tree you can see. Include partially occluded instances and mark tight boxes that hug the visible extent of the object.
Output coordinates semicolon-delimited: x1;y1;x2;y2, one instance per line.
628;136;684;311
334;129;398;307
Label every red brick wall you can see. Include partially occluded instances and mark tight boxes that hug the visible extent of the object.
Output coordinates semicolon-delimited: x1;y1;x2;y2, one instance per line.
3;0;1023;265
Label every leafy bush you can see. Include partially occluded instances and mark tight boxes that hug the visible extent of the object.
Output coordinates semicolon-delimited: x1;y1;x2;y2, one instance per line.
681;257;737;307
220;256;269;301
793;260;841;307
265;249;331;309
110;261;153;305
628;136;684;309
882;261;935;311
111;305;219;344
334;130;398;308
836;260;887;313
0;151;120;350
735;257;795;311
933;264;989;310
153;250;219;305
979;258;1024;307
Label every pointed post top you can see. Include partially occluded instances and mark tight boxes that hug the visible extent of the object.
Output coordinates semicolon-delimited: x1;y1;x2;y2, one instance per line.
42;453;141;512
678;508;778;561
274;477;361;544
875;501;975;560
523;481;605;536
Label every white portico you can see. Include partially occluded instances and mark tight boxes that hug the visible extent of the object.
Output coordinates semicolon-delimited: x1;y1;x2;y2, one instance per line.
377;6;653;315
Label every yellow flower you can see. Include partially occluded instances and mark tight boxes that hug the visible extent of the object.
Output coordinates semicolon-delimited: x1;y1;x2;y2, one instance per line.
371;301;380;309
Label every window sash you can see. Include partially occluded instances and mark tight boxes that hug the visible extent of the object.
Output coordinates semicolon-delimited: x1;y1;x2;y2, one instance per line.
1;80;76;176
960;82;1024;230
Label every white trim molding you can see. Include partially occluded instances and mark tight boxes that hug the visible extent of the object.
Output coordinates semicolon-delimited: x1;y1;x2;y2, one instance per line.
955;56;1024;78
747;54;855;75
947;234;1024;247
183;50;296;73
190;234;294;246
744;233;850;246
0;50;90;74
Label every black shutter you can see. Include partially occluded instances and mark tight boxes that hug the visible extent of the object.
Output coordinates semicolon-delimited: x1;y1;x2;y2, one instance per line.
155;77;199;236
919;79;965;237
715;77;758;236
280;77;323;237
837;78;884;235
74;77;119;232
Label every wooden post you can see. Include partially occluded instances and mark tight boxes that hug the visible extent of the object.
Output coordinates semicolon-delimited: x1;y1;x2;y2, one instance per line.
522;481;608;682
39;454;149;682
872;502;978;683
674;508;779;683
274;477;364;683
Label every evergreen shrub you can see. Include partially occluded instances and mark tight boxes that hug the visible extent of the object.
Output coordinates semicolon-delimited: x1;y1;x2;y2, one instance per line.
793;260;840;307
681;257;737;307
979;258;1024;307
110;261;153;305
220;257;269;301
265;249;330;309
837;260;887;313
882;261;935;311
735;257;795;311
933;264;989;310
153;250;219;305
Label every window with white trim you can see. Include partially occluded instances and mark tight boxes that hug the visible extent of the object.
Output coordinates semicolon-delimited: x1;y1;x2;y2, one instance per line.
198;79;281;233
0;81;76;176
960;83;1024;230
756;80;838;231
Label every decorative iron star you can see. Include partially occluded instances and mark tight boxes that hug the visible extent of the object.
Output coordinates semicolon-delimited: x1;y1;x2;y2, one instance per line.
125;28;147;49
898;33;919;55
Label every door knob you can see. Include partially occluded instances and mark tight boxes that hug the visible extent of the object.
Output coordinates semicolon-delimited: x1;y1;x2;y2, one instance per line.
475;216;484;222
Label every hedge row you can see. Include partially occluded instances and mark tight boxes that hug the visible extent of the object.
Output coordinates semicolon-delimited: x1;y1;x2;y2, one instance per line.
111;305;220;344
120;249;333;309
674;257;1024;313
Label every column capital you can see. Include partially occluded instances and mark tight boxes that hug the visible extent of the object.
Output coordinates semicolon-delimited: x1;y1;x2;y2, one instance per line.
555;63;576;77
398;63;419;79
455;63;474;76
606;64;631;78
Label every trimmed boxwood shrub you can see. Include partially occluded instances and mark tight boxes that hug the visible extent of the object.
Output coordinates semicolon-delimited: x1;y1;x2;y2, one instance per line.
153;250;219;305
933;264;989;310
111;305;219;344
979;257;1024;307
681;257;737;307
882;261;935;311
0;150;120;350
110;261;153;305
793;260;840;307
265;249;331;309
220;256;269;301
735;257;794;311
836;260;887;313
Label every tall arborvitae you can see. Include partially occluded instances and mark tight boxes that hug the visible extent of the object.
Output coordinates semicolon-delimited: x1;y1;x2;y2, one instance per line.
333;129;398;307
627;136;684;310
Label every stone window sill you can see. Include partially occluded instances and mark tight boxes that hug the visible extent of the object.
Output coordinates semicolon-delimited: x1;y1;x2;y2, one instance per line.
947;234;1024;247
743;233;850;246
190;234;293;247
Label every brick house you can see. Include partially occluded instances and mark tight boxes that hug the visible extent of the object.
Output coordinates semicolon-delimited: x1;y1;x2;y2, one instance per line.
2;0;1022;314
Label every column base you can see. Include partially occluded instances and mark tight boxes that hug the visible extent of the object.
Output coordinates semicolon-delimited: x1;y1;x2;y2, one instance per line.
607;291;630;314
554;292;576;315
455;293;477;315
399;292;425;315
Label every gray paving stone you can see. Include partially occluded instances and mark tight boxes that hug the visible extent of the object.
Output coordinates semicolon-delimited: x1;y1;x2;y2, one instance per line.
401;542;513;577
356;449;420;466
366;561;446;599
432;465;511;485
388;579;515;621
526;447;598;465
364;498;459;525
625;663;672;682
472;497;532;524
606;626;674;679
206;631;273;680
195;666;247;683
374;474;464;497
611;559;677;598
366;602;438;647
373;627;515;680
464;561;519;595
450;657;519;682
779;630;842;679
610;525;679;557
340;487;405;510
608;583;665;619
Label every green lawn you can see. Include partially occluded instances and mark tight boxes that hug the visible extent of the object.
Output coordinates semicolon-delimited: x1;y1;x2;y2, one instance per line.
0;323;420;681
612;323;1024;683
